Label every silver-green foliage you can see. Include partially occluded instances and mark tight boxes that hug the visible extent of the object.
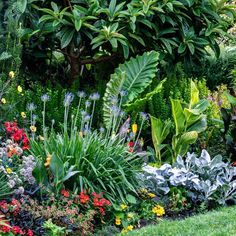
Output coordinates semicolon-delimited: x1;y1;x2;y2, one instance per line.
140;150;236;205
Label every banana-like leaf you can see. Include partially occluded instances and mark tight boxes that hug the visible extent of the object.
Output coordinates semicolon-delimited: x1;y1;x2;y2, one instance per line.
103;51;159;126
170;98;185;135
150;115;172;156
190;80;199;108
192;99;209;112
123;79;166;112
187;115;207;133
174;131;198;157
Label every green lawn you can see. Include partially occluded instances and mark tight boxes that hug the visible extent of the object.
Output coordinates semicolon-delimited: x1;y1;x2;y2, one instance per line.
126;206;236;236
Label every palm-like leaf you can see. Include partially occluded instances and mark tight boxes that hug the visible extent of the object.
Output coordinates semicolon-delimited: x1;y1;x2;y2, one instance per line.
103;51;159;126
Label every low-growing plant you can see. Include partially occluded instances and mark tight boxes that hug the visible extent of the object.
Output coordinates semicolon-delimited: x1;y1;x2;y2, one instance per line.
30;92;145;202
140;150;236;207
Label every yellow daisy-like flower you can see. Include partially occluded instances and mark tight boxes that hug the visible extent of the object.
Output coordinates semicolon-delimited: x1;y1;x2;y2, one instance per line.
148;193;156;198
1;98;6;104
115;217;121;225
152;205;165;217
21;112;26;118
30;125;37;133
127;225;134;231
131;123;138;134
120;203;128;210
6;168;12;174
9;71;15;79
17;85;23;93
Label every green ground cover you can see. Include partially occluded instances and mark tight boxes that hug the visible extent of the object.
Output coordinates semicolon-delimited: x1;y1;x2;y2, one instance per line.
127;206;236;236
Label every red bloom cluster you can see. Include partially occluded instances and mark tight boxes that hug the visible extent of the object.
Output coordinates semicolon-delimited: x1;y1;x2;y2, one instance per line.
0;199;21;216
0;222;33;235
61;189;70;198
0;199;33;235
92;192;111;215
4;122;29;150
79;191;90;204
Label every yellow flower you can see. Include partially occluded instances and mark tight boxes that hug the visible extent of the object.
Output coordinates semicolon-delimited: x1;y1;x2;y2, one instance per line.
79;131;83;137
21;112;26;118
9;71;15;79
131;123;138;134
39;135;45;141
152;205;165;217
1;98;6;104
148;193;156;198
127;225;134;231
17;85;23;93
30;126;37;133
44;154;52;167
6;168;12;174
115;217;121;225
120;203;127;210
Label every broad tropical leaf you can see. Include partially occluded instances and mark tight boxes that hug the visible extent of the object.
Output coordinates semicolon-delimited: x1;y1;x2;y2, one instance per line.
123;79;166;112
103;51;159;126
170;99;185;135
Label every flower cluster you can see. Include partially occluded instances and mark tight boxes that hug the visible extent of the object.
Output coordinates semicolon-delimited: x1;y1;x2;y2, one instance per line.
19;155;36;185
0;199;33;235
152;205;165;217
4;122;29;150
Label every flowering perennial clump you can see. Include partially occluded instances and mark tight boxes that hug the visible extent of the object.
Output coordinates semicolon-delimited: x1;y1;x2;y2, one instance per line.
4;122;29;150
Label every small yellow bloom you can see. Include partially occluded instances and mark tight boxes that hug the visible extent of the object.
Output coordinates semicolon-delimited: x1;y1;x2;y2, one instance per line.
21;112;26;118
17;85;23;93
9;71;15;79
30;126;37;133
79;131;83;137
127;225;134;231
1;98;6;104
148;193;156;198
115;217;121;225
152;205;165;217
132;124;138;134
44;154;52;167
6;168;12;174
120;203;127;210
39;135;45;141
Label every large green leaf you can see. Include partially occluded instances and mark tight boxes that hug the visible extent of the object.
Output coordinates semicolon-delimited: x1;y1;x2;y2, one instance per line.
190;80;199;108
170;99;185;135
103;51;159;126
123;79;166;112
174;131;198;157
150;115;171;157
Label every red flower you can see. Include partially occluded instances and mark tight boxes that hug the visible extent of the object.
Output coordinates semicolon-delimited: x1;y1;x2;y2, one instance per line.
26;229;34;236
79;191;90;204
93;198;111;207
12;226;24;235
99;207;105;215
61;189;70;198
0;221;10;233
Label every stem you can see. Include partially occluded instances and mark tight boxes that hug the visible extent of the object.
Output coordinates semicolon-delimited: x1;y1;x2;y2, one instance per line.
89;101;96;130
133;120;144;150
